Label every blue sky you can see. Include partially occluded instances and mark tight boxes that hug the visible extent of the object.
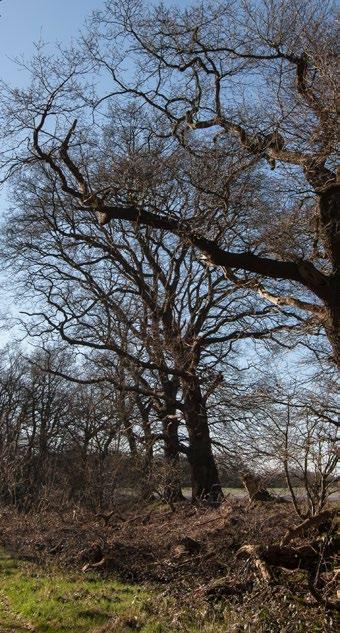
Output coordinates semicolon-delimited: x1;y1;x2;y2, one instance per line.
0;2;99;344
0;0;103;83
0;0;191;85
0;0;190;210
0;2;312;376
0;1;192;347
0;0;105;206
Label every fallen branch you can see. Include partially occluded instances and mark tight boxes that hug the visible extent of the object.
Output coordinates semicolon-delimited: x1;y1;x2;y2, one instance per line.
237;535;339;575
307;573;340;612
236;544;273;581
194;576;253;600
280;510;336;546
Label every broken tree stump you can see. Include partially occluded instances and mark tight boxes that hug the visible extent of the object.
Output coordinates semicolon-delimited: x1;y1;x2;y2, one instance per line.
240;471;274;502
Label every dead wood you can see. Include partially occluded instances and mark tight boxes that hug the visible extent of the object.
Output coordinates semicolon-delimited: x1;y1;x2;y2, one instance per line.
280;510;336;546
307;573;340;612
194;576;253;600
172;537;201;558
82;557;108;573
237;535;340;580
240;471;275;502
236;544;273;581
49;539;64;555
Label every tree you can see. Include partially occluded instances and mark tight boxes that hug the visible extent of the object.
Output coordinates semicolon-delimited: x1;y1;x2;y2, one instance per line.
0;346;73;508
0;343;151;510
0;0;338;505
221;376;339;517
83;0;338;362
2;124;295;502
1;1;337;365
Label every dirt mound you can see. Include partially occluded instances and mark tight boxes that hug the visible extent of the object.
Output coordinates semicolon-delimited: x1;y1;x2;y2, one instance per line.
0;500;312;580
0;499;338;616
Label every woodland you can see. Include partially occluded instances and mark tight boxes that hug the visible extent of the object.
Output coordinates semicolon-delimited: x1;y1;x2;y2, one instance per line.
0;1;338;631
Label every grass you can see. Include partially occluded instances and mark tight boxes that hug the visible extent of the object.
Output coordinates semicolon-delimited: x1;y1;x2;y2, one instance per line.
0;546;334;633
0;548;229;633
182;487;340;500
0;548;163;633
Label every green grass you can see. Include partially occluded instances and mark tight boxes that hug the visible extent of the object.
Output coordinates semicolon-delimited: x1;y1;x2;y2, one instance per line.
0;548;333;633
0;548;166;633
0;548;230;633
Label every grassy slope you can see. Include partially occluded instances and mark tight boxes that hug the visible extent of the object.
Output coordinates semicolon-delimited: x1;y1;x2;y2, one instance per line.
0;500;337;633
0;549;225;633
0;548;159;633
0;548;334;633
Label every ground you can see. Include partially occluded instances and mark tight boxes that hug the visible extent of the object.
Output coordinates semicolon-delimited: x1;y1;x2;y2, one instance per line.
0;548;165;633
0;499;338;632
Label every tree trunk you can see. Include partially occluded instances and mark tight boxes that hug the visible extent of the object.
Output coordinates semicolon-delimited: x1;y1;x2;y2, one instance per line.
325;276;340;366
122;416;137;456
140;426;155;502
188;445;222;504
162;416;184;502
160;378;184;502
183;379;222;504
135;397;155;501
318;178;340;366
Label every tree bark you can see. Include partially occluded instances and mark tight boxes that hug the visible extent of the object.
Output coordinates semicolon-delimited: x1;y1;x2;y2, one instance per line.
135;397;155;501
183;378;222;504
324;276;340;366
159;378;184;502
318;178;340;365
162;416;184;502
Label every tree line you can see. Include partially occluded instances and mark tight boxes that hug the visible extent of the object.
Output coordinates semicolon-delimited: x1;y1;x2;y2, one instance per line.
0;342;337;514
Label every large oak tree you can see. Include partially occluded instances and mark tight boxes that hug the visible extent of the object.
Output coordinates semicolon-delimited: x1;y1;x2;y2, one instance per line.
0;0;338;365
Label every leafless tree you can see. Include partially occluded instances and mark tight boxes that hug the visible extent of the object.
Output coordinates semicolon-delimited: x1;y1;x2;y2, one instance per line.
1;144;295;502
0;0;337;513
0;0;337;366
222;377;339;516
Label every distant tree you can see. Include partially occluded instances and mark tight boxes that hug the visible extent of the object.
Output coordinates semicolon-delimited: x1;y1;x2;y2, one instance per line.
222;376;339;516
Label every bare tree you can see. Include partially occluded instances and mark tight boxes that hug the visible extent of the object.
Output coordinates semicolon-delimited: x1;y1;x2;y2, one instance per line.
0;0;337;514
0;346;73;508
222;377;339;517
85;0;338;361
1;142;295;502
0;0;337;366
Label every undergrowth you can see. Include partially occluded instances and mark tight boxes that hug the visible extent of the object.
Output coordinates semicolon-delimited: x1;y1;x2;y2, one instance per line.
0;500;337;633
